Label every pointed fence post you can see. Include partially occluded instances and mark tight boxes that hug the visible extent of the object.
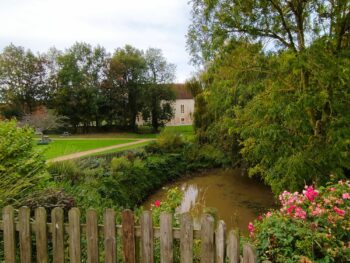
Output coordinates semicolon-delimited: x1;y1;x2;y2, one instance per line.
141;211;154;263
227;230;240;263
122;209;136;263
86;209;99;263
51;207;64;263
35;207;48;263
69;208;81;263
19;207;31;263
180;213;193;263
160;212;173;263
215;220;226;263
200;214;214;263
3;206;16;263
243;244;257;263
104;209;116;263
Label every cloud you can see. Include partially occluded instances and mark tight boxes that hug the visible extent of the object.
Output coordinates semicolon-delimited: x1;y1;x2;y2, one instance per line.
0;0;195;82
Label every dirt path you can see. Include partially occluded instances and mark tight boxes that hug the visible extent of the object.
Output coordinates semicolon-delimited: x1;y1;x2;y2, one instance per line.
49;139;152;163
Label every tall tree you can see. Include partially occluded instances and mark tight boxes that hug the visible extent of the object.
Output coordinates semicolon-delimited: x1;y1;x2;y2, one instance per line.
143;48;176;132
110;45;146;130
187;0;350;194
0;44;47;115
54;42;108;131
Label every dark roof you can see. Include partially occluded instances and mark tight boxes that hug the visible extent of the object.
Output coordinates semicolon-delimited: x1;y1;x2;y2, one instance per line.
172;84;193;100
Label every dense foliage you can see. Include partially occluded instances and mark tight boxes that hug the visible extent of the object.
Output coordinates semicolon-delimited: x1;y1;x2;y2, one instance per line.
249;181;350;262
187;0;350;194
0;43;176;132
0;120;46;207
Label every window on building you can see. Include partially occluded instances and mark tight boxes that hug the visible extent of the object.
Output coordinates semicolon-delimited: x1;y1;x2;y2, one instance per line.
181;104;185;114
181;118;185;123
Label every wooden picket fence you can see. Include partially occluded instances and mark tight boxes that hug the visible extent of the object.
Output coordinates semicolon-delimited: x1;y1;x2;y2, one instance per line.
0;206;261;263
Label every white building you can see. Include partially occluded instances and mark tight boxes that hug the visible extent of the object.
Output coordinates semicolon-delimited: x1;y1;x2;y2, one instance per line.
166;84;194;126
136;84;195;126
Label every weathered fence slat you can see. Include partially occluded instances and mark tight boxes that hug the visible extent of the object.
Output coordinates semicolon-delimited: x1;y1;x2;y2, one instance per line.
3;206;16;263
19;207;31;263
215;220;226;263
122;209;136;263
227;230;240;263
180;213;193;263
243;244;257;263
160;213;173;263
141;211;154;263
86;209;99;263
69;208;81;263
200;214;215;263
51;207;64;263
104;209;116;263
35;207;48;263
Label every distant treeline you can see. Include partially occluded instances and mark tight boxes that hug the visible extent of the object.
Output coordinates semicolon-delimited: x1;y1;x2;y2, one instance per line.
0;43;177;132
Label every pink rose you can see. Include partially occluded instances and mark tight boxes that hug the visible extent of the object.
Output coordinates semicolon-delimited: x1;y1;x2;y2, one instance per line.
342;193;350;199
248;222;254;235
295;207;307;219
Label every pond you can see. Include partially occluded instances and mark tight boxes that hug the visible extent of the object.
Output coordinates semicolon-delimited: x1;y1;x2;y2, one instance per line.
142;168;277;234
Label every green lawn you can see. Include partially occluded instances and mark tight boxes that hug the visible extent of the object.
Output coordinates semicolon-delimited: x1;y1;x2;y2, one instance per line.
36;125;194;159
37;139;135;159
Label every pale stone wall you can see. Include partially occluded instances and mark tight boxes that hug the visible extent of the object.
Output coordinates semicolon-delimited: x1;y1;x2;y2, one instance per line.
166;99;194;126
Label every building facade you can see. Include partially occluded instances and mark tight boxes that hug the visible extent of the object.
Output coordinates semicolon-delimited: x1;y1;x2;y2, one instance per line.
136;84;195;126
166;84;194;126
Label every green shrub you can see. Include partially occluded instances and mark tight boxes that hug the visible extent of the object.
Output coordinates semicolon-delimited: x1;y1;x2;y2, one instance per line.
146;130;186;153
47;160;84;183
250;181;350;262
0;120;46;206
110;156;133;171
184;143;229;170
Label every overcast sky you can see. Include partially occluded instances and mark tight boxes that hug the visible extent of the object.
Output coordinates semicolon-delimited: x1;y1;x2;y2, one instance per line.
0;0;195;82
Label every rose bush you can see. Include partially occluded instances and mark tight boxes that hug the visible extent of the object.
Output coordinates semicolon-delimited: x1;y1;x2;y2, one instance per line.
249;181;350;262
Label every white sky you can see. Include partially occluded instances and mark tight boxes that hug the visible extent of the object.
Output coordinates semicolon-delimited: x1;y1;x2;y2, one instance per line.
0;0;195;82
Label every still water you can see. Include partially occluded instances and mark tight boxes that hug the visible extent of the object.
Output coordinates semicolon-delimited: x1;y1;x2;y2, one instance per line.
143;169;277;234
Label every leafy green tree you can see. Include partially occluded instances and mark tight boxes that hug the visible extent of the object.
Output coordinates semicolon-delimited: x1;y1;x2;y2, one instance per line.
0;44;47;114
110;45;147;130
187;0;350;194
54;42;109;131
235;44;350;193
187;0;350;63
143;48;176;132
0;120;46;206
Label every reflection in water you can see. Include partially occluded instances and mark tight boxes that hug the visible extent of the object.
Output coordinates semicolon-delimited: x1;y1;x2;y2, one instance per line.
177;184;198;213
143;169;277;234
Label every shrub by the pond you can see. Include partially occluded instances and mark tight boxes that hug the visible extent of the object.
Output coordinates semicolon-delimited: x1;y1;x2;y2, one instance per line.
249;181;350;262
0;120;46;207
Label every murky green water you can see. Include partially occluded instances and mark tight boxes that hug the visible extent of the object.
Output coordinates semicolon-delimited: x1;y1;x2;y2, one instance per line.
142;169;277;234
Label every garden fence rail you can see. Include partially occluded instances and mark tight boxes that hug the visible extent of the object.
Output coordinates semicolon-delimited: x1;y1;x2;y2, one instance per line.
0;206;264;263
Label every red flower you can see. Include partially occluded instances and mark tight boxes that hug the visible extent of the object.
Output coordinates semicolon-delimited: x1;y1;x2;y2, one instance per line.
287;205;296;214
333;206;345;216
154;200;161;208
303;186;318;202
